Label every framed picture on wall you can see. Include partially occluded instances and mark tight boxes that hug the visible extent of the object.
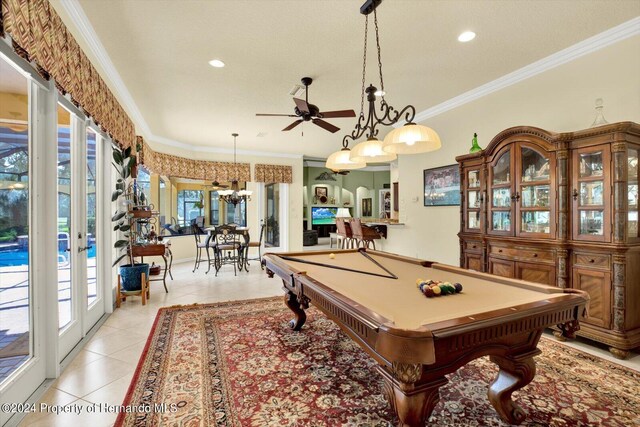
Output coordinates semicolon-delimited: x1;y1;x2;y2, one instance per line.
315;186;328;197
379;189;391;218
423;164;461;206
362;198;372;217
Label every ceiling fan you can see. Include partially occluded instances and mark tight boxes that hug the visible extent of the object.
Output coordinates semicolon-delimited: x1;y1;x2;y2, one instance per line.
256;77;356;133
203;181;229;190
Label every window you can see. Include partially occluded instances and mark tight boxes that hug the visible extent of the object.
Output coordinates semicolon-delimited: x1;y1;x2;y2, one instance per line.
137;167;151;205
265;183;280;247
209;191;219;226
177;190;203;226
158;178;166;226
226;202;247;226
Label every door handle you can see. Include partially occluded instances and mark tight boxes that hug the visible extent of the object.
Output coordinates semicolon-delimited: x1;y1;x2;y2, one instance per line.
572;189;579;201
78;245;93;253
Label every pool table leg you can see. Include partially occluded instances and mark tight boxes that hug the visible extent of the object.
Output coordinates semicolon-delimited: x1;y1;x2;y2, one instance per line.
377;364;447;427
284;289;308;331
488;350;539;425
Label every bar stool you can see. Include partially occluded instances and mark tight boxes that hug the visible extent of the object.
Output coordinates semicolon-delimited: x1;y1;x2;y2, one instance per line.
350;218;381;249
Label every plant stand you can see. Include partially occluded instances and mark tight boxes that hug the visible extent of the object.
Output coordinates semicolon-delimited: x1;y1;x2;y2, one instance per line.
116;272;149;307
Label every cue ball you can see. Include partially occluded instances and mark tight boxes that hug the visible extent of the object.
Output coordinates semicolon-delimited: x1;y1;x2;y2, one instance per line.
329;253;336;259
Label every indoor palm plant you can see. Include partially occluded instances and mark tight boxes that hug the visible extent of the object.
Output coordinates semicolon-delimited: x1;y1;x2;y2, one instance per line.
111;144;148;291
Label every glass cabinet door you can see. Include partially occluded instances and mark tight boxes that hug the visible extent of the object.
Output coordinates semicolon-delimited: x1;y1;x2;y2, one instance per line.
489;150;513;234
572;146;610;242
628;147;638;239
464;168;482;232
518;147;553;236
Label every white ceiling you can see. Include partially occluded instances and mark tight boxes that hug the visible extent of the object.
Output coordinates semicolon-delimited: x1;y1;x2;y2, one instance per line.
71;0;639;157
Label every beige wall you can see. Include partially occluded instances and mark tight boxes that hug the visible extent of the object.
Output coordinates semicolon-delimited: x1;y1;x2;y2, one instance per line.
142;140;303;262
384;36;640;265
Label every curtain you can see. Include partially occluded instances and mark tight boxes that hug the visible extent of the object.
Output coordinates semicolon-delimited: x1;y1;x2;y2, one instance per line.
254;164;293;184
0;0;136;148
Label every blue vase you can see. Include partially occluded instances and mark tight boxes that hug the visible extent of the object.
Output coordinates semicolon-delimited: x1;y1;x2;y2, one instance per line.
119;263;149;291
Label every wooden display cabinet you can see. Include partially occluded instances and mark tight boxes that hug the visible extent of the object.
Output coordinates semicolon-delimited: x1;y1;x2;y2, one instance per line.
457;122;640;359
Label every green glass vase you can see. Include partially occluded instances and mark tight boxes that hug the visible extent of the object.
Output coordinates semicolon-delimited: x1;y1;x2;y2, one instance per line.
469;132;482;154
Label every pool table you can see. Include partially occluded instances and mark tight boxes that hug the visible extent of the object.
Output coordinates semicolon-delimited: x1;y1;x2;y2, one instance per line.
263;249;588;427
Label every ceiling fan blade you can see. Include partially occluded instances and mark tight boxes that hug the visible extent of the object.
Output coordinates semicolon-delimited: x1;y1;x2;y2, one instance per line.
293;98;310;114
319;109;356;118
256;113;298;117
312;119;340;133
282;120;303;131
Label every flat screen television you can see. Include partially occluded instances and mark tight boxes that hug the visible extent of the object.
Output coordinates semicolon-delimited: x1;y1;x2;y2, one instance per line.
311;207;338;225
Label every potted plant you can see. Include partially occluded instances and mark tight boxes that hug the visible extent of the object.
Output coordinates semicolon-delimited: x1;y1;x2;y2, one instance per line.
111;144;148;291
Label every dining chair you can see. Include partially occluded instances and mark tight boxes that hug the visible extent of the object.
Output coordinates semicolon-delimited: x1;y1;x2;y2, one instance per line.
336;218;356;249
350;218;381;249
245;220;265;270
211;224;242;276
192;224;212;272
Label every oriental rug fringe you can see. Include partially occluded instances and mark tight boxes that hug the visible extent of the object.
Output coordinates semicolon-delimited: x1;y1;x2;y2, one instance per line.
115;297;640;426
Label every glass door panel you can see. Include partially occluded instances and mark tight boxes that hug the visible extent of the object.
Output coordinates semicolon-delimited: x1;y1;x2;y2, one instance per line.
492;151;511;185
579;210;604;236
468;170;480;188
521;147;550;182
0;87;31;383
86;129;98;307
492;212;511;232
580;181;604;206
629;148;638;238
57;105;73;329
265;183;280;247
521;211;550;234
492;188;511;207
579;152;604;178
521;185;550;208
468;211;481;229
468;190;480;208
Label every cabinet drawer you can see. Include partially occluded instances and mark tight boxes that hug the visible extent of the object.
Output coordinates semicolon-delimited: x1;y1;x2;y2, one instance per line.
464;240;482;254
573;252;610;269
489;245;554;262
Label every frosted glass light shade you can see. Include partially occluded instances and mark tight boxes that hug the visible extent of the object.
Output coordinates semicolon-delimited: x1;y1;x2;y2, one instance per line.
325;148;367;171
382;123;442;154
335;208;351;218
350;137;397;163
217;189;233;196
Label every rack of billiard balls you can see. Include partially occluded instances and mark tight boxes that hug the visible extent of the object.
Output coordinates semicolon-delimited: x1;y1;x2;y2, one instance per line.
416;279;463;298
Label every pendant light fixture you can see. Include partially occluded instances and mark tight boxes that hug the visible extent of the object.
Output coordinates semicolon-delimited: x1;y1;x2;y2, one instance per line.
325;0;441;170
217;133;252;206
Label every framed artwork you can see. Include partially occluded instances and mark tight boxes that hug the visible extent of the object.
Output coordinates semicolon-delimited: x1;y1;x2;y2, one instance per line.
379;189;391;218
423;164;461;206
362;198;372;217
315;186;328;197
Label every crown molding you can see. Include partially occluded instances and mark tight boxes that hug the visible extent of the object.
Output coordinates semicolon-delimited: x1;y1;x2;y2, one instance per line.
409;16;640;126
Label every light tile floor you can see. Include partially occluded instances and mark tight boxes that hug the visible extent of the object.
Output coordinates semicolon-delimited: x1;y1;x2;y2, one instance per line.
16;253;640;426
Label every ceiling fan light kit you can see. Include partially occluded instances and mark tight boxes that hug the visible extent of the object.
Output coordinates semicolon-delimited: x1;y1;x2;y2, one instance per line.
327;0;441;172
218;133;252;206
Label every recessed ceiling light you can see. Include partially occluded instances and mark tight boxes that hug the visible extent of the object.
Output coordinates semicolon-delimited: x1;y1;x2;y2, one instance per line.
458;31;476;42
374;90;386;97
208;59;225;68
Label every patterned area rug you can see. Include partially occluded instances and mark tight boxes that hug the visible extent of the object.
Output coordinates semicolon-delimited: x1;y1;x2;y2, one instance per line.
115;297;640;426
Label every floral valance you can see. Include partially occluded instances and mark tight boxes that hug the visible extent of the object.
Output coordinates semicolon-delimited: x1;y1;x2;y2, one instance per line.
141;141;250;182
254;164;293;184
0;0;135;147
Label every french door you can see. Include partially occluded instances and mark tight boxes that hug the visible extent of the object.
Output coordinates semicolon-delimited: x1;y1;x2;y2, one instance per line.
57;100;106;360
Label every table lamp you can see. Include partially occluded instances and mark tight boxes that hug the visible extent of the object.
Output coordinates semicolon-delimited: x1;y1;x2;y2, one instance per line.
336;208;351;218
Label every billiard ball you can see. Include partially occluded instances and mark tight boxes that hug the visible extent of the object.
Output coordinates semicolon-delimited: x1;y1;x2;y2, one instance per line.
329;253;336;259
423;287;435;298
431;285;442;296
454;283;463;293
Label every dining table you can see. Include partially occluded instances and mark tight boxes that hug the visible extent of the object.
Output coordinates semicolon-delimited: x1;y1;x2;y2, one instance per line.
204;226;251;272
